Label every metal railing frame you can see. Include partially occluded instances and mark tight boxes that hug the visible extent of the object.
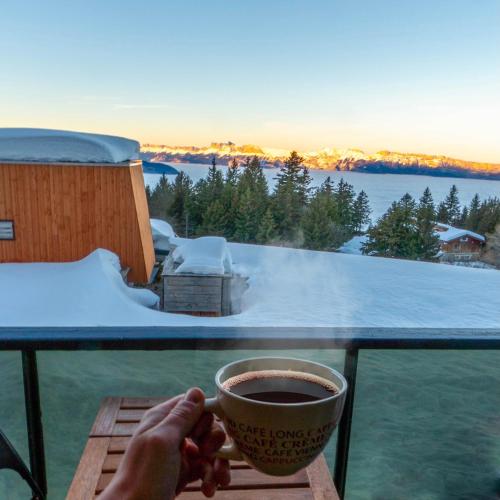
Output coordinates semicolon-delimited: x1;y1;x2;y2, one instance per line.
2;326;500;499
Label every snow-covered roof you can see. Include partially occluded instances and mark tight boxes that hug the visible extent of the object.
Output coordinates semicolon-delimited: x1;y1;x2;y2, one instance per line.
434;223;485;243
1;244;500;327
0;128;139;163
171;236;232;275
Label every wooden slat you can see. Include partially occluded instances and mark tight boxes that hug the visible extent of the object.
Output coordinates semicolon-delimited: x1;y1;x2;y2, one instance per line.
178;488;314;499
96;468;309;495
102;454;122;473
112;422;138;436
306;455;340;500
183;468;309;491
102;451;250;473
90;398;122;437
108;436;130;453
96;473;115;494
66;437;110;500
121;397;167;408
116;409;146;422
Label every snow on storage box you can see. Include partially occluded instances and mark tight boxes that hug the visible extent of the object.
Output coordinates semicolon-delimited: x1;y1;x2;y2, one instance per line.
172;237;232;275
0;128;139;163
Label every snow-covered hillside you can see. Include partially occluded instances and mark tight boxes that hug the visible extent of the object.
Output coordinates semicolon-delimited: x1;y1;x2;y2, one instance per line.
1;244;499;328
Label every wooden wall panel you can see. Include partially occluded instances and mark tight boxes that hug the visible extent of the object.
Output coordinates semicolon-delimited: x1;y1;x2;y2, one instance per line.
0;161;154;283
128;164;155;281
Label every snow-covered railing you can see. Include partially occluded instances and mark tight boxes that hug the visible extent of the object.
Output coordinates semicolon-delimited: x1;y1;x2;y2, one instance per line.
3;326;500;499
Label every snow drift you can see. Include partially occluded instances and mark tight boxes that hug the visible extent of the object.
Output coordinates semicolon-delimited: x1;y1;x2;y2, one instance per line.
0;249;158;326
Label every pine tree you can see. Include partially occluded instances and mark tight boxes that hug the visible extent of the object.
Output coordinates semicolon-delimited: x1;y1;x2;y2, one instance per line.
148;174;173;218
272;152;311;242
436;201;449;224
351;190;371;234
319;176;334;196
200;199;227;236
191;160;225;234
302;190;334;250
476;197;500;235
221;159;240;239
256;207;277;244
234;189;259;242
333;179;355;229
459;206;469;227
363;193;419;259
206;158;224;198
297;164;312;206
439;185;461;225
226;158;239;187
465;194;481;231
167;171;193;236
415;187;440;260
238;156;268;213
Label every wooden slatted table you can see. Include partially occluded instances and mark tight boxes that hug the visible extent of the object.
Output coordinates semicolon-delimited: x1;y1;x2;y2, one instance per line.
67;397;340;500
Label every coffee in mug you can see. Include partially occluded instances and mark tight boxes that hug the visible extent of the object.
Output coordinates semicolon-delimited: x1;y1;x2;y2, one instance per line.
223;369;339;403
204;357;347;476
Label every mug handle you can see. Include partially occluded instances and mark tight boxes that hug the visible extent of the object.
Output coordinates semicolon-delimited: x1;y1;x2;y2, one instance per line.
204;397;244;461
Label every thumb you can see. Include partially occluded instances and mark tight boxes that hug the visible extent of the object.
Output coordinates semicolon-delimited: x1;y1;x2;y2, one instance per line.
159;388;205;446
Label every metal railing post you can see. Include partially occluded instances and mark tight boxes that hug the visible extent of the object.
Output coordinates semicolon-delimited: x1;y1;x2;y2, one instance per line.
334;348;359;499
22;351;47;496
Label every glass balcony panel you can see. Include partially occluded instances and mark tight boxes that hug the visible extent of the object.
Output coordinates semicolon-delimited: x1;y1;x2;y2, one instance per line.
36;349;344;498
0;352;31;498
346;350;500;499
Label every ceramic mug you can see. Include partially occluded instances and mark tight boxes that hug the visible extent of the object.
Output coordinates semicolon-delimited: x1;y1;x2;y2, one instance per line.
204;357;347;476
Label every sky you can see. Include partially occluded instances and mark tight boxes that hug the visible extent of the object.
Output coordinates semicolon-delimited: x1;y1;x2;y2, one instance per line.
1;0;499;162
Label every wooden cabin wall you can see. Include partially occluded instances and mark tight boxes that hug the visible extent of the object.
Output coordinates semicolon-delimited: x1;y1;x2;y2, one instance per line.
441;239;482;254
128;163;155;281
0;162;154;282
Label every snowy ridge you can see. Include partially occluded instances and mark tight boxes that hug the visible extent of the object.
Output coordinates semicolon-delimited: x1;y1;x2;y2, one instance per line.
0;128;139;163
141;142;500;178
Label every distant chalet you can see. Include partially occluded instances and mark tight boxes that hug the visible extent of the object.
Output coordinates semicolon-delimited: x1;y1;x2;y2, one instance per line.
434;223;485;262
0;128;155;283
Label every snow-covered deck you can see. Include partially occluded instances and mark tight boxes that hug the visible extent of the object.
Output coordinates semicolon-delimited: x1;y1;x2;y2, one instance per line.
1;244;499;328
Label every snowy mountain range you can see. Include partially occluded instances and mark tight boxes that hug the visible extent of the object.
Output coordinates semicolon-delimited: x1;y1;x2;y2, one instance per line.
141;142;500;180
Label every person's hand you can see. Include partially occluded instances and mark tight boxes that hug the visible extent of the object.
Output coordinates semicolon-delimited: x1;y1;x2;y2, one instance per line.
100;388;231;499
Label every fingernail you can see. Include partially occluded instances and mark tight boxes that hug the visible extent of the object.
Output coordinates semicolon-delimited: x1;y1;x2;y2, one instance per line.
185;388;203;403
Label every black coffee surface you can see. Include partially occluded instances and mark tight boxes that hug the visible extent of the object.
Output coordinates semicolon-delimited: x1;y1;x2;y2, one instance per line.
223;370;339;404
242;390;321;403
